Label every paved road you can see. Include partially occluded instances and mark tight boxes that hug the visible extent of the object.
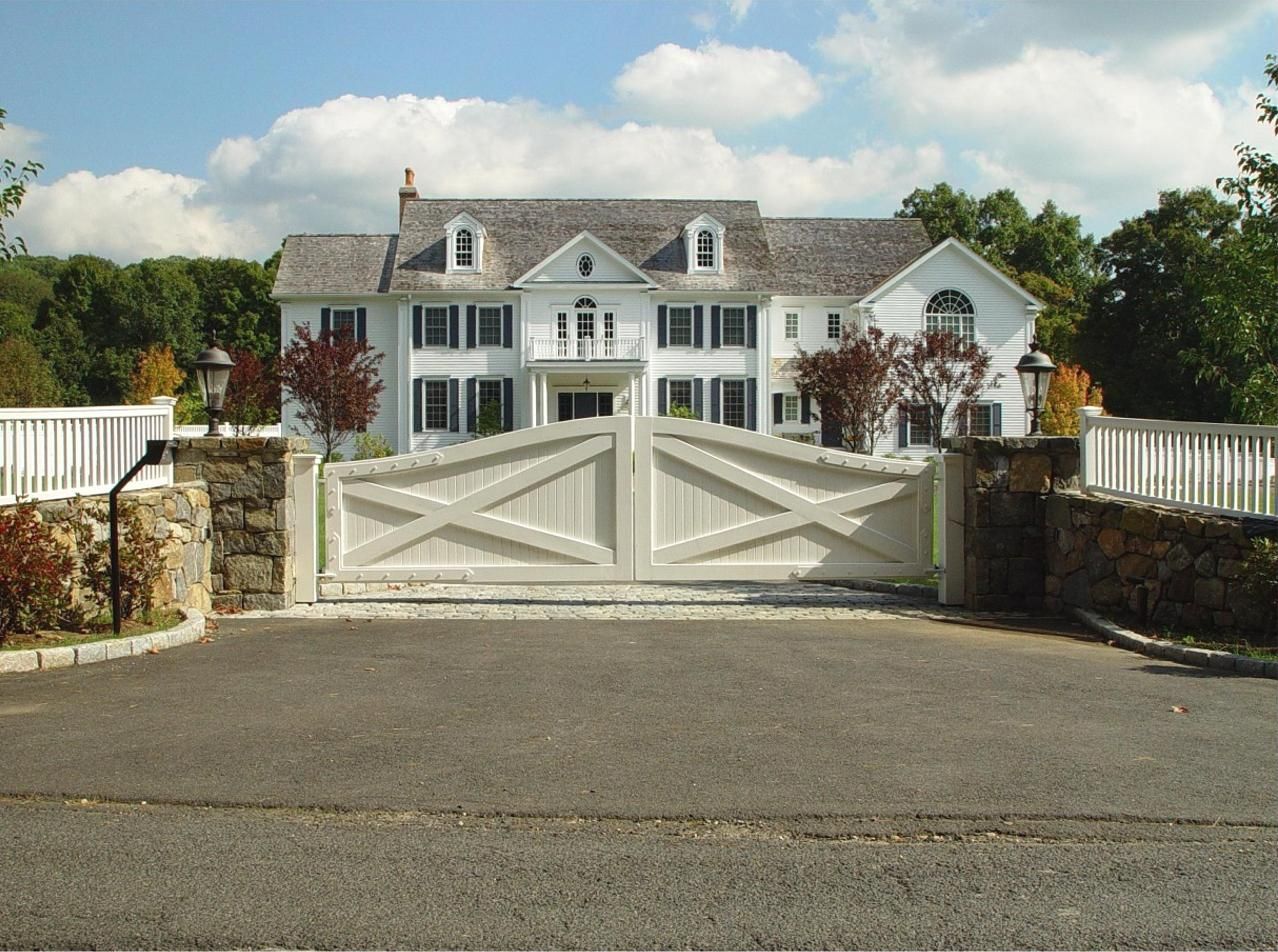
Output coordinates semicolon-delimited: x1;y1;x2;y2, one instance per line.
2;614;1275;948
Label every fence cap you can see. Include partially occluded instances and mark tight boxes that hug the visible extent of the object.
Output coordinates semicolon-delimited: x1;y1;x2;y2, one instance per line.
1078;406;1103;417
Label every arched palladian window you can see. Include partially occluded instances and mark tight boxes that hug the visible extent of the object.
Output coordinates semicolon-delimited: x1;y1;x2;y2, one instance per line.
924;289;976;342
695;229;716;269
454;228;474;269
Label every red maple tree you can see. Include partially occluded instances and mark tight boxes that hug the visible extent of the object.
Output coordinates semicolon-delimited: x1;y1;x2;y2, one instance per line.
277;324;385;461
794;326;905;453
895;330;1000;449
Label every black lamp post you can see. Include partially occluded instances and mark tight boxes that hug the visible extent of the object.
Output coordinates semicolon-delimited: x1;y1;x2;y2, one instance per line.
110;438;176;634
193;342;235;436
1015;341;1056;436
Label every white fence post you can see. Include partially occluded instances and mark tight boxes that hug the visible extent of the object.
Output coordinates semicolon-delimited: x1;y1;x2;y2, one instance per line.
938;452;966;606
293;454;320;603
1078;406;1102;493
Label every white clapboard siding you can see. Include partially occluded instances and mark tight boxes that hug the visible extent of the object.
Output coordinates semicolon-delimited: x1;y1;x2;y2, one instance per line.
324;416;634;582
634;416;934;580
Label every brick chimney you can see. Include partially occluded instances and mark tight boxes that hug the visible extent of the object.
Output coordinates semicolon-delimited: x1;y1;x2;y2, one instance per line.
398;167;418;225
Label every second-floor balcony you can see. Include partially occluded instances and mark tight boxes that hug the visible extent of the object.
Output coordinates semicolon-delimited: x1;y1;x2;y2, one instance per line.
528;336;646;362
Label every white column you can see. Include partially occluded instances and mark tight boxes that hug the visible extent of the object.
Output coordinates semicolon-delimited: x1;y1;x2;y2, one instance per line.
540;374;549;424
293;453;321;603
397;298;411;453
938;452;965;607
527;372;538;427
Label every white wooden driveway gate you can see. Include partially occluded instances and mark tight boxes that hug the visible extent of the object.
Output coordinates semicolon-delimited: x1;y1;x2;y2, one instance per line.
321;417;933;586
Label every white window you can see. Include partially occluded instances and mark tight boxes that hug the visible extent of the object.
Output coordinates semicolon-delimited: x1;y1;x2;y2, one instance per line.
908;404;934;447
477;305;503;347
454;229;474;269
421;306;448;348
574;297;596;341
478;378;503;421
722;379;747;428
925;289;976;342
784;312;799;340
332;308;356;339
722;306;746;347
669;306;693;347
695;229;716;269
603;311;615;340
783;394;800;423
668;378;694;415
577;253;594;278
966;402;997;436
827;311;842;340
421;379;448;430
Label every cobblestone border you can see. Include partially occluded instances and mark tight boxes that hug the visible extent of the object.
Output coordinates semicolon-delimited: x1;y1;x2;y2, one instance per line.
819;578;940;600
0;609;207;675
1068;607;1277;680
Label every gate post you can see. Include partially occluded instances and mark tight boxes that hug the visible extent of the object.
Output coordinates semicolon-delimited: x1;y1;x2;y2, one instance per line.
937;451;965;606
293;453;320;603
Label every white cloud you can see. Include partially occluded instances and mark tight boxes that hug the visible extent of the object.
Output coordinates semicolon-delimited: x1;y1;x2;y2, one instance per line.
0;122;44;163
817;0;1266;225
613;42;821;128
12;94;944;261
13;168;253;261
726;0;753;22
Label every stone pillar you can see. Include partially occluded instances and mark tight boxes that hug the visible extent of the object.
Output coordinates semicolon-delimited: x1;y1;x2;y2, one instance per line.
942;436;1081;612
173;436;311;611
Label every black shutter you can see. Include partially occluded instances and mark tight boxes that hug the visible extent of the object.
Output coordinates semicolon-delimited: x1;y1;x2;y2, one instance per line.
412;305;423;349
448;304;460;349
503;377;514;431
773;393;784;425
412;379;423;432
693;305;704;348
692;378;704;420
320;307;331;338
801;394;811;424
657;377;668;416
747;305;757;349
710;305;721;349
747;379;757;431
657;305;667;348
448;378;460;432
710;377;721;424
992;403;1003;436
898;406;909;448
465;305;477;349
502;304;514;349
466;377;477;432
356;306;367;342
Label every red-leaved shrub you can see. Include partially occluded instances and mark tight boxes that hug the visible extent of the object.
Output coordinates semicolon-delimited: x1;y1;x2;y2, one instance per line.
0;503;75;641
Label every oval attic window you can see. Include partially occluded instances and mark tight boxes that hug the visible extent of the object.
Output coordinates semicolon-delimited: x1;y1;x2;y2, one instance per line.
577;253;595;278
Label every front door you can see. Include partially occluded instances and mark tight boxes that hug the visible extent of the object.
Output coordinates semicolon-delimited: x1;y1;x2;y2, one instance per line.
558;392;614;421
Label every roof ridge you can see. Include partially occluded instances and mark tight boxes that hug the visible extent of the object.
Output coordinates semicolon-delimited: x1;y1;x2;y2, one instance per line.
408;197;760;204
763;216;922;223
287;232;397;237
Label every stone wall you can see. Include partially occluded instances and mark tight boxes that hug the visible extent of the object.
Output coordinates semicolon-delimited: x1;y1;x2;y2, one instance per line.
942;436;1081;612
1044;493;1278;637
26;482;213;613
173;437;310;612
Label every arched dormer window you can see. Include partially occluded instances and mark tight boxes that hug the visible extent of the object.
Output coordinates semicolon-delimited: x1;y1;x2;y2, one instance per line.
446;213;485;273
924;289;976;342
683;214;725;274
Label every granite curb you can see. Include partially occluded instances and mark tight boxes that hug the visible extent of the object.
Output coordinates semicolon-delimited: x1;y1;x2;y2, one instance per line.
0;609;207;675
1068;607;1278;680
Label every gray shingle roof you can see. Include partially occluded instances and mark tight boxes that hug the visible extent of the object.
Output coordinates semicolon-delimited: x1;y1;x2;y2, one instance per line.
272;205;935;298
761;218;932;297
393;199;773;292
272;235;397;295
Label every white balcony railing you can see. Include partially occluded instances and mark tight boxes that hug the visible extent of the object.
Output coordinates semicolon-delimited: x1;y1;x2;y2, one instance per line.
0;400;175;505
528;337;646;361
1079;407;1277;519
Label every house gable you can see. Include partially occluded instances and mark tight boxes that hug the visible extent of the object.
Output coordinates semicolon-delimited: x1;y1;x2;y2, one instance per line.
861;237;1042;310
513;231;656;287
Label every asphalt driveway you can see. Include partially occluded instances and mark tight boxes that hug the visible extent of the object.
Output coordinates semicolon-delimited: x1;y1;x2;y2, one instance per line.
2;615;1274;823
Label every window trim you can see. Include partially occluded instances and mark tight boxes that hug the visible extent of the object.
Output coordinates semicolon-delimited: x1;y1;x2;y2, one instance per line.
720;305;747;349
445;214;485;274
907;403;935;447
475;302;504;348
418;304;449;349
331;307;357;339
826;309;843;341
924;288;977;343
476;376;505;425
419;377;450;432
667;377;695;415
784;311;800;340
783;393;800;423
667;303;695;349
721;377;748;429
683;215;725;275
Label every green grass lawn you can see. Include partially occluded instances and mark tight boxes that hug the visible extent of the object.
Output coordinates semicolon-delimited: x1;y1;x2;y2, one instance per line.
2;608;185;651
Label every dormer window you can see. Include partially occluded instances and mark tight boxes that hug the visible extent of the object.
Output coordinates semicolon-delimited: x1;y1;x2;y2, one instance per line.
445;213;485;273
683;214;725;275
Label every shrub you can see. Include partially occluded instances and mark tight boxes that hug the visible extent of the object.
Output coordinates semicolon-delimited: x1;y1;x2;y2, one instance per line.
0;503;75;641
353;432;394;460
71;499;167;620
1238;538;1278;637
667;403;698;420
475;399;503;437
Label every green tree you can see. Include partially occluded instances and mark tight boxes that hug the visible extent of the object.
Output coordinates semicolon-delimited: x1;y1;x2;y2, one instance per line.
1192;54;1278;424
897;183;980;245
0;107;42;260
0;337;61;406
185;256;279;359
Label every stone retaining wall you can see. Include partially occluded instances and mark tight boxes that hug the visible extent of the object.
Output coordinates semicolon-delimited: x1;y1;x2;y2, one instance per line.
26;482;213;613
173;437;310;612
1044;493;1278;636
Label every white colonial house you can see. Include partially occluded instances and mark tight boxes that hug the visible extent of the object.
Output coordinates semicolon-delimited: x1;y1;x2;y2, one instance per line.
272;172;1042;458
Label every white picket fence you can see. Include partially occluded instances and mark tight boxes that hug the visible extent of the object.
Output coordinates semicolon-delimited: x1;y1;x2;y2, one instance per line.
1079;407;1277;520
0;400;175;505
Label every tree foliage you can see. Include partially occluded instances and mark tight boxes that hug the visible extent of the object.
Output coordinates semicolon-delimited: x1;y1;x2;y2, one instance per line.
277;324;384;460
0;106;42;261
1040;362;1104;436
794;326;904;453
125;344;185;404
0;336;61;407
222;348;281;434
895;330;1000;449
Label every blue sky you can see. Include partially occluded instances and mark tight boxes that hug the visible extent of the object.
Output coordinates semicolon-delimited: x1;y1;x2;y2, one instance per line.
4;0;1275;262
